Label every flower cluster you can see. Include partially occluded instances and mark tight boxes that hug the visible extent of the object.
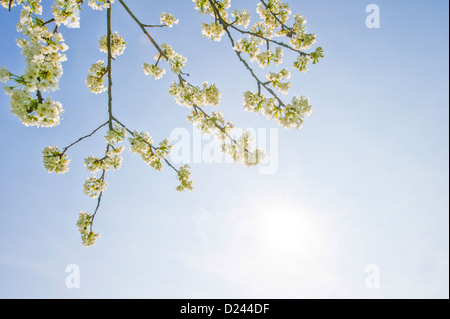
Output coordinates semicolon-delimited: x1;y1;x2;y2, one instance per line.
84;148;123;173
243;91;312;129
159;43;187;74
193;0;231;18
42;146;70;174
266;68;291;94
16;9;69;93
88;0;114;11
86;60;107;94
293;55;311;73
52;0;81;29
0;66;11;82
277;96;312;129
83;177;108;199
187;110;233;135
168;81;221;108
184;102;264;167
224;131;266;167
256;0;291;28
1;0;39;11
99;31;126;58
129;131;172;171
160;12;179;27
0;0;18;9
256;47;284;68
1;1;70;127
233;37;260;61
288;14;316;51
143;62;166;80
176;165;194;192
201;22;225;41
84;125;126;173
231;9;251;28
105;123;127;145
76;212;100;247
6;87;64;127
234;38;283;68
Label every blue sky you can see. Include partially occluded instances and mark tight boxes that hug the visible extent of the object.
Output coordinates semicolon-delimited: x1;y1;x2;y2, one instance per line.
0;0;448;299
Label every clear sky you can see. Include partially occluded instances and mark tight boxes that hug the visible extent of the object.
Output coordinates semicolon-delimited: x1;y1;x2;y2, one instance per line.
0;0;448;299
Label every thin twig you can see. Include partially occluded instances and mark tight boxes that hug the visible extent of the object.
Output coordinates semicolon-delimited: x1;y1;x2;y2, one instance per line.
36;90;44;104
61;121;109;155
90;168;106;228
43;18;55;26
142;24;167;28
118;0;168;60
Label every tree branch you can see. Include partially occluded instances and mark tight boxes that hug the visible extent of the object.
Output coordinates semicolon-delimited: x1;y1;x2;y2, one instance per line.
118;0;168;60
90;166;107;229
142;23;167;28
61;121;109;155
107;5;114;130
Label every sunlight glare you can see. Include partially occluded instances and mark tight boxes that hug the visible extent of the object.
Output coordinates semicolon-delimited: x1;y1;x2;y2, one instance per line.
258;203;319;255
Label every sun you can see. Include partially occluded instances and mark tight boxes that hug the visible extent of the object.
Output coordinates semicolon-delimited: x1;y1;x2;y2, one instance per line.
256;202;320;255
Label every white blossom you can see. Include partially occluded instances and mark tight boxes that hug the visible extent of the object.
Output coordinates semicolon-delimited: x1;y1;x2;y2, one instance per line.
266;68;291;94
160;12;179;27
176;165;193;192
276;96;312;129
87;0;114;11
201;22;225;42
158;43;187;74
52;0;81;28
129;132;172;171
256;48;283;68
0;66;11;83
293;54;311;72
42;146;70;173
169;53;187;74
76;212;100;247
193;0;230;20
83;177;108;199
7;88;64;127
84;149;123;173
257;0;291;27
231;9;251;28
143;62;166;80
242;91;312;129
224;131;265;167
86;60;107;94
105;123;126;145
187;110;233;135
233;37;260;61
168;81;222;108
99;31;126;58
